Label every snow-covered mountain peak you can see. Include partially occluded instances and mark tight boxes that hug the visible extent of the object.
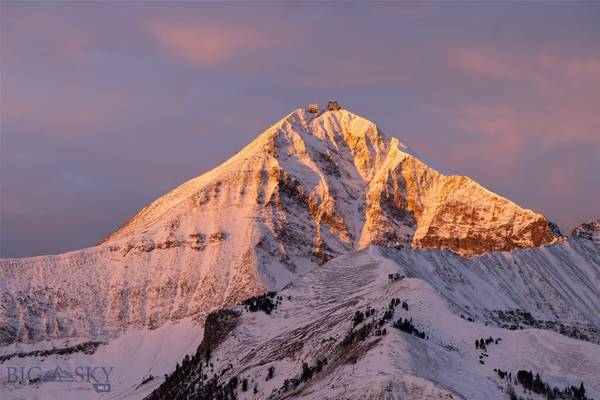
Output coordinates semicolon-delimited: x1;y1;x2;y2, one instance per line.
270;107;385;139
99;105;561;261
1;105;597;400
257;107;416;171
0;106;563;349
101;106;417;245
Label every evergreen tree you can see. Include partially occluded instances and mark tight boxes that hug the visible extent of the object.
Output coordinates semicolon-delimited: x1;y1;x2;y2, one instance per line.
266;366;275;381
576;382;586;399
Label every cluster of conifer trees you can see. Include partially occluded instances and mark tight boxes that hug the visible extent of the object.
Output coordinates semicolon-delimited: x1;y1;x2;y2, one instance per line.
342;320;375;346
242;291;281;314
0;340;104;362
517;370;589;400
281;358;328;392
148;346;240;400
392;318;428;339
388;273;405;282
497;369;591;400
475;336;501;351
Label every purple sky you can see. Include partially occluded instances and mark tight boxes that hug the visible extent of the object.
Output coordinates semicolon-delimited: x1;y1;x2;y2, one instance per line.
1;2;599;258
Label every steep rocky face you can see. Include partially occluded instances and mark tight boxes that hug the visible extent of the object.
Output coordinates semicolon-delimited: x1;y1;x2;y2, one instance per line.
0;108;561;345
572;219;600;241
103;108;560;259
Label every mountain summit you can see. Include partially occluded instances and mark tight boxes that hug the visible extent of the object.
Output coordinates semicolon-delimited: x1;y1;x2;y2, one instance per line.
105;107;560;259
1;107;561;346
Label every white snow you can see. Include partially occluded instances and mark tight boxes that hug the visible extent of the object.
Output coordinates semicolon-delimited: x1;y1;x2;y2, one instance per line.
0;318;202;400
0;107;589;400
162;242;600;399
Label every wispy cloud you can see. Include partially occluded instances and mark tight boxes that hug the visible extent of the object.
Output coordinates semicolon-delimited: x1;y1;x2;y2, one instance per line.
449;46;600;93
450;47;516;80
147;21;285;64
442;45;600;144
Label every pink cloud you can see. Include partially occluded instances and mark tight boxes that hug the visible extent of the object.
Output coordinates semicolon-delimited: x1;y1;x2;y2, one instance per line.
448;46;600;94
424;44;600;181
442;45;600;145
540;53;600;87
147;21;285;64
434;102;600;166
450;47;516;80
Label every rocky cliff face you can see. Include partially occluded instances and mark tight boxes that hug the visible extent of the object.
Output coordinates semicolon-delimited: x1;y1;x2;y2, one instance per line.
0;108;561;346
572;219;600;241
103;108;560;258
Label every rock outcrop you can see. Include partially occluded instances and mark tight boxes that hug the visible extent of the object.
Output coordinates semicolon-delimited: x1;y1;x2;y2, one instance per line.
572;219;600;241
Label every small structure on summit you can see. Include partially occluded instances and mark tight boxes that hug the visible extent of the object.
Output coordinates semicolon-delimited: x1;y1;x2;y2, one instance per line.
308;101;341;113
308;103;319;113
327;101;341;111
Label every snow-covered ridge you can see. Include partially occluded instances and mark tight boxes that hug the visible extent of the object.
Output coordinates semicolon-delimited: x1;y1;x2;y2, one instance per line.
145;239;600;400
3;238;597;400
